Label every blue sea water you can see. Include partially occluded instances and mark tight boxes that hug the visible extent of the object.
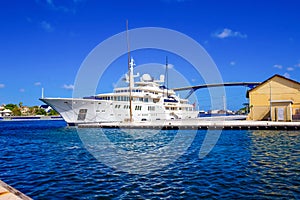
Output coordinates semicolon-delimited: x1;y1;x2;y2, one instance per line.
0;120;299;199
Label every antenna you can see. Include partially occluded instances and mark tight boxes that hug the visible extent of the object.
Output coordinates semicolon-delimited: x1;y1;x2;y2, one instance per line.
164;56;169;97
42;87;44;98
126;20;131;73
126;20;133;122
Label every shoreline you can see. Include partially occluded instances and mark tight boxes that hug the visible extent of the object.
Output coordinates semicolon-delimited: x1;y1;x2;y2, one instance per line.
0;115;62;121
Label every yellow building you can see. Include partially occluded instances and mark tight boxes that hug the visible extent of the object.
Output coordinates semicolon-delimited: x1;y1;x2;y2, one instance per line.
247;74;300;121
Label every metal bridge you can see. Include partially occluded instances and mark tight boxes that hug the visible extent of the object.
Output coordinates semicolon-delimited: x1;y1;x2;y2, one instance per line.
172;82;261;98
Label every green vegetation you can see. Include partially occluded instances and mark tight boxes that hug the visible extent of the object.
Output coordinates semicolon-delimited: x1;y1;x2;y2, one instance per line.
236;103;250;115
35;108;47;115
12;106;21;116
4;104;18;111
3;102;59;116
48;109;59;116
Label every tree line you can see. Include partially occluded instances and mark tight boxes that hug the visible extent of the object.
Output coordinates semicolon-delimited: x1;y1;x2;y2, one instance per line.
4;103;59;116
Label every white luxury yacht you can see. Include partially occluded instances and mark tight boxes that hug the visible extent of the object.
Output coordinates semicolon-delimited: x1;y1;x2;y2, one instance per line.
40;58;198;126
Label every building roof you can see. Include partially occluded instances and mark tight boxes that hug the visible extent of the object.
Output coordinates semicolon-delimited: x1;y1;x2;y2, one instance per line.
40;105;50;109
0;109;12;113
246;74;300;97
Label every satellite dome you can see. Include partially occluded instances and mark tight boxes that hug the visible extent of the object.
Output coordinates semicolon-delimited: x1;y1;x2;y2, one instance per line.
141;74;153;82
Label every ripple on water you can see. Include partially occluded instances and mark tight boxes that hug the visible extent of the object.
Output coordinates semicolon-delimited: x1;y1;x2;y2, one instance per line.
0;122;299;199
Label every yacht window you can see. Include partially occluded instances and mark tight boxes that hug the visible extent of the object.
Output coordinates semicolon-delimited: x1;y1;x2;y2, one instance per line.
77;109;87;121
135;105;142;110
148;106;155;111
153;99;159;103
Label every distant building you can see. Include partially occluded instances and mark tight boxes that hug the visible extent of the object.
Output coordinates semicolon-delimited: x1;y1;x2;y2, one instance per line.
207;109;234;115
20;106;30;115
247;74;300;121
0;109;12;117
40;105;52;113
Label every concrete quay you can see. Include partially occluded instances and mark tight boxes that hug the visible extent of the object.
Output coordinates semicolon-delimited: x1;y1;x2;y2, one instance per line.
78;118;300;130
0;180;31;200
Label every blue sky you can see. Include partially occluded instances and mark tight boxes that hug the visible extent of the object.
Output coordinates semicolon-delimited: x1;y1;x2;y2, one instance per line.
0;0;299;111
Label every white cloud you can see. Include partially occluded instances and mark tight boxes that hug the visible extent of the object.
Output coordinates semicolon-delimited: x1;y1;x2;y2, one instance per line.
42;0;82;13
63;84;74;90
287;67;294;71
273;64;283;69
19;88;25;92
213;28;247;39
295;63;300;68
40;21;54;32
283;72;290;78
230;61;236;66
157;63;174;69
34;82;41;86
0;84;5;88
166;63;174;69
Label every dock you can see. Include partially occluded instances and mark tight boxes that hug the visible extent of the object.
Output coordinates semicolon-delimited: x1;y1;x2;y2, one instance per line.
0;180;32;200
78;118;300;130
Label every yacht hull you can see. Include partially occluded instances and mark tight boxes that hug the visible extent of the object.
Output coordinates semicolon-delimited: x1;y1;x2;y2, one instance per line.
40;98;199;126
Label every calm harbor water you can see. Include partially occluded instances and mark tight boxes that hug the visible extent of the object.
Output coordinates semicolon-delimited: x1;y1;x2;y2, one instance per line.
0;120;299;199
